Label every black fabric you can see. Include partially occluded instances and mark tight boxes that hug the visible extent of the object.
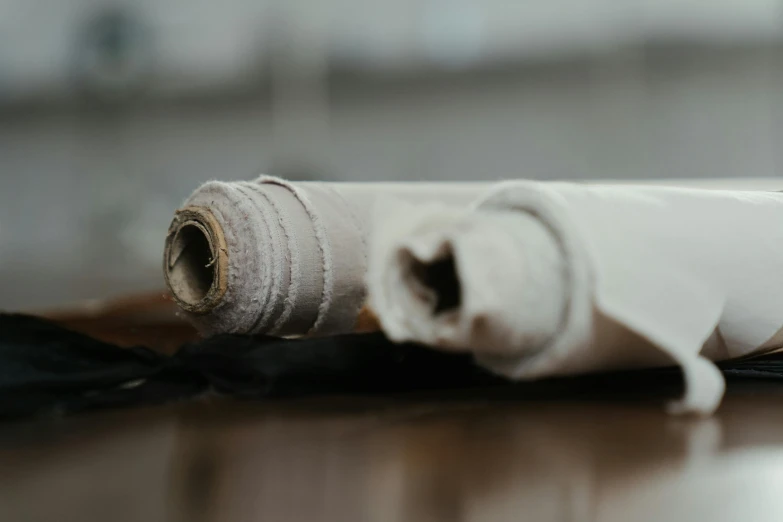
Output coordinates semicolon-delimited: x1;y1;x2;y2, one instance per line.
0;314;501;419
1;313;783;420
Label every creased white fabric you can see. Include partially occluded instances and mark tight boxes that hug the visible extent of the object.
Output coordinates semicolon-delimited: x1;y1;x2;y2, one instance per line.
368;181;783;415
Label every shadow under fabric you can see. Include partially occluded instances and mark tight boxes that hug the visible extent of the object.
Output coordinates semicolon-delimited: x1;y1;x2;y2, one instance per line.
1;313;783;420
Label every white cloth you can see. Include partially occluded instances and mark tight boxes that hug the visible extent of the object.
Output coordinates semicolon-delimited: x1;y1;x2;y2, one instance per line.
368;181;783;415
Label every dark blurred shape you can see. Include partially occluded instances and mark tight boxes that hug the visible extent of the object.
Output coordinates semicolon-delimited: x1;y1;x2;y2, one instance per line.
0;312;499;419
70;7;153;102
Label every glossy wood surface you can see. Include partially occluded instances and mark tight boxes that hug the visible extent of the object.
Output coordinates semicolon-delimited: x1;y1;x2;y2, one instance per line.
2;293;783;522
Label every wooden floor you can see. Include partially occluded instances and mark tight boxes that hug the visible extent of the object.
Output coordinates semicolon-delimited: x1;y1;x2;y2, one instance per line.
3;294;783;522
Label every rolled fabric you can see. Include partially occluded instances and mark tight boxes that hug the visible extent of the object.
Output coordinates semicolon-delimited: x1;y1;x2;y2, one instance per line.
163;176;483;336
164;176;779;338
368;182;783;414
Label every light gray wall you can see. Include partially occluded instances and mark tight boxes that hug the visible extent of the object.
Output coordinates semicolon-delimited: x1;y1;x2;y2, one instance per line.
2;1;783;309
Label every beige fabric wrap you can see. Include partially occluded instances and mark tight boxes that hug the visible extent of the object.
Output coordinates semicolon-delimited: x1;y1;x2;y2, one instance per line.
164;176;483;336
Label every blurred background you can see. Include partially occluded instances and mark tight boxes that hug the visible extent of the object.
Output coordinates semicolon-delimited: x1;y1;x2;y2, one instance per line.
1;0;783;310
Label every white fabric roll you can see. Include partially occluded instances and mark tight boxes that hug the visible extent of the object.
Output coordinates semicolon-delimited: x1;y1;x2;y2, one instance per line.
166;176;780;339
368;181;783;415
166;176;483;336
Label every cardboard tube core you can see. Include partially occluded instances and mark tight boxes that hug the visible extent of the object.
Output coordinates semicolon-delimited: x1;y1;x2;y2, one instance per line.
406;253;462;315
163;207;228;314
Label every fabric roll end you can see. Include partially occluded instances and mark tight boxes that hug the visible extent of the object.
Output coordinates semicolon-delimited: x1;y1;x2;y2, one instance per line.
163;206;229;315
368;202;568;357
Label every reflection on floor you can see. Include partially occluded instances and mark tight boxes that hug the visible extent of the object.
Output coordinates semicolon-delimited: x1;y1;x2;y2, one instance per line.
2;293;783;522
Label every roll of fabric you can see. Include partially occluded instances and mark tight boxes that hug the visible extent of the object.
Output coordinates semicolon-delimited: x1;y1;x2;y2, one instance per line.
164;176;483;336
368;181;783;415
165;176;782;338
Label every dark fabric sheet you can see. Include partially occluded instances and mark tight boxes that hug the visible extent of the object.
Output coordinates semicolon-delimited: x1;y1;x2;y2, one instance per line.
0;314;781;420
